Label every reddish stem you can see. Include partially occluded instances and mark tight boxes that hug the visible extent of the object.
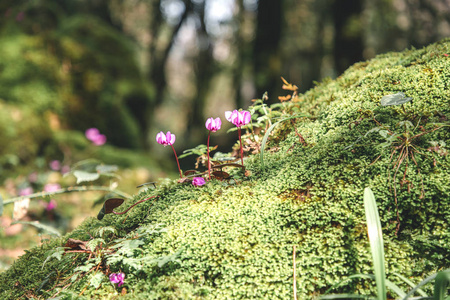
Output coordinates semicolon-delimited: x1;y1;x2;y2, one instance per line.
238;127;244;166
171;144;183;178
207;131;211;180
112;196;157;215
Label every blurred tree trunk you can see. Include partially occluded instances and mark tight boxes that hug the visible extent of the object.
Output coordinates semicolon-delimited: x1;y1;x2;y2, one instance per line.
332;0;364;75
185;0;215;145
143;0;191;148
252;0;283;101
232;0;246;109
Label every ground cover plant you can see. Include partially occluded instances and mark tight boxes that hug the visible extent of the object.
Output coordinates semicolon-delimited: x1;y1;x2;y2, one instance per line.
0;39;449;299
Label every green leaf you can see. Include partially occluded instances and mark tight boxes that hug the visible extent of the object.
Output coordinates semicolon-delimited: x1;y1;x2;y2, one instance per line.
87;238;105;252
73;170;100;184
74;262;96;273
43;247;66;267
12;220;61;237
380;92;412;106
95;226;118;238
149;251;181;268
96;164;118;174
89;272;104;289
363;188;387;300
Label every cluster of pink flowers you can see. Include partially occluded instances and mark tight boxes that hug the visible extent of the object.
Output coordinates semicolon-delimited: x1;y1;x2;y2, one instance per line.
109;272;125;287
156;109;251;186
85;128;107;146
49;160;70;174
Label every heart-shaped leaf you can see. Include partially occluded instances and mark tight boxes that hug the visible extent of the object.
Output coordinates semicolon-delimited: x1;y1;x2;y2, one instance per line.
380;92;413;106
73;170;100;184
104;198;124;213
96;164;118;174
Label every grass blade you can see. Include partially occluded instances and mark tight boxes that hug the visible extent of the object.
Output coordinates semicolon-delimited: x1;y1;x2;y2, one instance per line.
318;294;375;299
400;269;449;300
433;269;450;300
364;187;387;300
393;273;428;297
321;274;405;298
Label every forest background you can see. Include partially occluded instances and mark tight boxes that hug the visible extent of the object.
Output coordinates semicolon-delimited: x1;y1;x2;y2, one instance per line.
0;0;449;268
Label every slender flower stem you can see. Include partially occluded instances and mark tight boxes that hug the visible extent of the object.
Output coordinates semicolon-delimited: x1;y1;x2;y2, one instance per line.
238;127;244;166
207;131;211;180
171;144;183;178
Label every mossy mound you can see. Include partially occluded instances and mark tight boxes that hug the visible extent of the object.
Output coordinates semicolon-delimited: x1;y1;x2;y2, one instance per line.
1;40;449;299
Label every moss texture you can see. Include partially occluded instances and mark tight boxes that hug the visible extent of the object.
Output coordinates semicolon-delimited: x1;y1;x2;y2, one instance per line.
1;39;449;299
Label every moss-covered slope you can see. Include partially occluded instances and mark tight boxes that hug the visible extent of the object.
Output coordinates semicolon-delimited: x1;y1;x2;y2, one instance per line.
1;39;449;299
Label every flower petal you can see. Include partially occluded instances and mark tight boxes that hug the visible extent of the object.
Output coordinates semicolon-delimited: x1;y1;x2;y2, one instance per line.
225;111;233;122
242;111;251;125
214;117;222;129
205;117;213;130
169;133;176;145
156;131;165;144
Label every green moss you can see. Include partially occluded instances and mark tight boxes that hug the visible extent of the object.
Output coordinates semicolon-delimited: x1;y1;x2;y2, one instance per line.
1;39;449;299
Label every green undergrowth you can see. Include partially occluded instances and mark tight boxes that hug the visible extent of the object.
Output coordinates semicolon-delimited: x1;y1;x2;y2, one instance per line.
1;40;449;299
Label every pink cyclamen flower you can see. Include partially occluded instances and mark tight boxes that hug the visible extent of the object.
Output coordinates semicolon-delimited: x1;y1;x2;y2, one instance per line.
85;128;107;146
46;199;57;211
49;160;61;171
91;134;107;146
225;110;251;127
85;128;100;140
109;273;125;287
44;183;61;193
205;117;222;132
156;131;176;146
192;177;206;187
156;131;182;178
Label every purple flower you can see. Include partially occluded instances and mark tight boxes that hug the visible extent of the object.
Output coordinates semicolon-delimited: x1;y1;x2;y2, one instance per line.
49;160;61;171
225;110;251;127
44;183;61;193
85;128;107;146
109;273;125;287
192;177;206;187
225;109;251;166
156;131;182;178
85;128;100;140
46;199;57;211
19;187;33;196
205;117;221;132
156;131;176;146
92;134;107;146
